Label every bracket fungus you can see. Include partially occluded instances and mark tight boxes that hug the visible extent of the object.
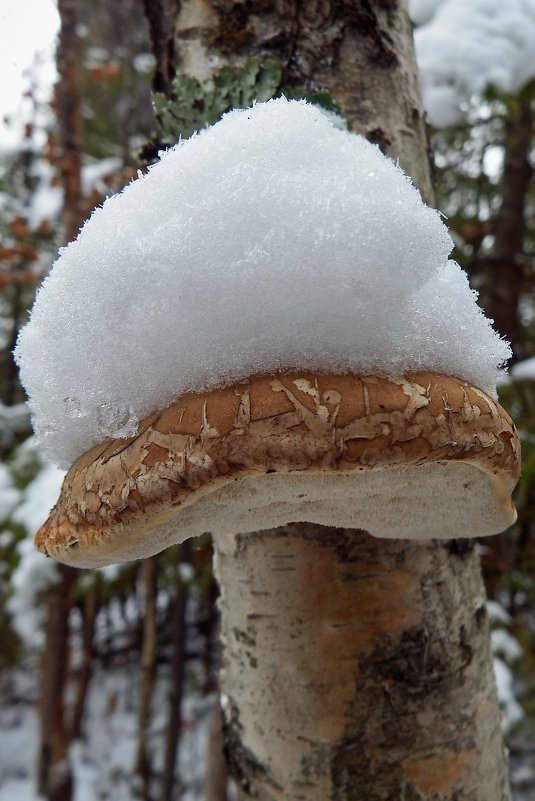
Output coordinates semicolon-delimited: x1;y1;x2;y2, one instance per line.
16;98;519;561
16;98;520;797
33;371;519;568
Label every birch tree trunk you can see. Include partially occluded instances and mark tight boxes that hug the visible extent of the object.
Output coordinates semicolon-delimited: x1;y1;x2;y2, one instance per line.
214;528;510;800
145;2;512;798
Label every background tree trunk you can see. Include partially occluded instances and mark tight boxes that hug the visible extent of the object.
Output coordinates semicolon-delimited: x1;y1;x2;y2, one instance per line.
160;542;191;801
143;1;511;798
55;0;84;245
38;2;85;797
136;555;159;796
38;565;75;801
70;586;99;739
205;701;229;801
473;96;534;362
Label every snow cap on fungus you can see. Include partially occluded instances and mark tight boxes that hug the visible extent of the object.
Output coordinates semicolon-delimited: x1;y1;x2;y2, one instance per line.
15;98;511;470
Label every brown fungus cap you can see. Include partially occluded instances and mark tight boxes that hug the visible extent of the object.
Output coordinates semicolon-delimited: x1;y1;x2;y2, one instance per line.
35;372;520;568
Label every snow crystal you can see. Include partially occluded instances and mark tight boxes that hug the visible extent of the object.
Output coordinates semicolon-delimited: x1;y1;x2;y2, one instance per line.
15;98;511;468
413;0;535;127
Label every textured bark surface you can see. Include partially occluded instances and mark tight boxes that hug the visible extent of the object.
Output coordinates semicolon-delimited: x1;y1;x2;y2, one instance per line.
34;372;519;566
170;0;433;202
214;527;511;801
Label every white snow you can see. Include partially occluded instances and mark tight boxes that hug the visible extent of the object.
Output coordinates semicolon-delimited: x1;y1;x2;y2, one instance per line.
412;0;535;127
8;537;59;647
11;461;65;535
0;0;59;149
7;460;65;645
511;356;535;380
408;0;442;25
0;464;21;520
81;157;123;197
0;401;30;435
491;629;523;664
487;599;513;626
15;98;511;468
493;657;524;733
0;661;218;801
26;160;63;229
486;599;525;733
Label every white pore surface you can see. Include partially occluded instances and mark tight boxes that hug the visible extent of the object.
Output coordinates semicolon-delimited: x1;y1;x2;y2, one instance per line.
15;98;511;468
412;0;535;127
54;464;517;568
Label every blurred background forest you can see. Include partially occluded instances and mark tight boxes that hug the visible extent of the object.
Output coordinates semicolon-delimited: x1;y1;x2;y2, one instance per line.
1;1;535;800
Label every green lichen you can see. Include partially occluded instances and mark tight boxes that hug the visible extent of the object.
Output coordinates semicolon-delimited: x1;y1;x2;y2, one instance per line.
154;58;282;144
152;57;343;147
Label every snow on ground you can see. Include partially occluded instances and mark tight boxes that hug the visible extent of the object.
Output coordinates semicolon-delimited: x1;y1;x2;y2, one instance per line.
11;460;65;537
0;464;21;520
15;98;511;468
0;402;30;448
0;657;219;801
494;658;525;734
5;448;65;646
7;535;59;649
0;643;530;801
411;0;535;127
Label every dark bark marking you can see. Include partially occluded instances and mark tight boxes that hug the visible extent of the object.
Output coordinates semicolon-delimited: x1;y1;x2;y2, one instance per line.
475;604;487;629
447;538;476;558
360;624;456;694
222;698;282;797
142;0;178;94
340;0;399;64
365;126;392;150
233;626;256;647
